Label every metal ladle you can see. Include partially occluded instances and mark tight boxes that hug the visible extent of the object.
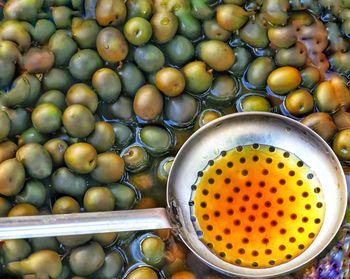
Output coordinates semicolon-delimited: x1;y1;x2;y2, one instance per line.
0;112;347;278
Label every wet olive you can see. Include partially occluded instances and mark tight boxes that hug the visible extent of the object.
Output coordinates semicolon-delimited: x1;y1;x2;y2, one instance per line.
155;68;185;97
301;112;337;142
241;95;271;112
196;109;222;129
52;196;80;214
301;67;321;89
21;74;41;107
134;44;165;73
127;0;153;19
91;152;125;183
31;103;62;134
92;68;121;103
52;167;87;198
157;156;174;183
164;94;199;127
49;30;78;67
30;237;59;252
275;43;307;68
208;75;238;105
64;143;97;174
21;47;54;74
240;17;269;48
0;110;10;141
0;158;25;196
329;51;350;75
182;61;213;94
96;0;126;26
29;19;56;44
8;203;39;217
0;196;12;217
16;143;52;179
216;4;250;31
5;108;30;137
0;40;21;63
63;104;95;138
267;66;302;95
0;140;17;164
1;74;30;107
262;0;289;25
126;266;158;279
285;89;314;117
0;59;15;88
93;232;118;247
267;25;296;48
246;56;276;89
93;251;124;278
333;110;350;130
203;18;231;41
69;49;103;81
0;20;31;52
66;83;98;113
44;138;68;166
56;234;92;248
333;129;350;161
109;183;137;210
97;27;128;63
2;239;31;263
165;35;194;67
106;96;135;122
51;6;78;28
84;186;115;212
72;18;101;49
122;145;149;173
69;242;105;276
42;68;74;92
135;197;157;209
87;122;115;153
139;126;172;155
172;271;197;279
151;11;178;44
229;47;252;76
133;84;163;120
4;0;42;22
112;123;134;149
141;236;165;266
117;62;145;97
15;180;47;208
124;17;152;45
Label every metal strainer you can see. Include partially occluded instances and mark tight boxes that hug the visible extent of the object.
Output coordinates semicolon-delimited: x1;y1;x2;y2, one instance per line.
0;112;347;278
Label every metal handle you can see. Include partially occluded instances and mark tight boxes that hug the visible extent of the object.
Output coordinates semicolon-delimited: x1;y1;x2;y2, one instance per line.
0;208;172;240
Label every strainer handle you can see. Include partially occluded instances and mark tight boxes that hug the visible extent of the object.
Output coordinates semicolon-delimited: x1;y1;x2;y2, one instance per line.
0;208;172;240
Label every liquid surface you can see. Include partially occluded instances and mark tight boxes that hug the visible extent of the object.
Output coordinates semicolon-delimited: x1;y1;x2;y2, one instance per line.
190;144;325;268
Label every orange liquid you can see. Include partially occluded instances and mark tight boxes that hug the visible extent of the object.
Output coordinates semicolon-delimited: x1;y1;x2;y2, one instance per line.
191;144;325;268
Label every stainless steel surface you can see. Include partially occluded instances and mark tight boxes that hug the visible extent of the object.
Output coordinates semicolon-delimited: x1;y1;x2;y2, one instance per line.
0;208;171;240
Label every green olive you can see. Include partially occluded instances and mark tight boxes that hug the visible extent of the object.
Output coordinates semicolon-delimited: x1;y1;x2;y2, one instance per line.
48;30;77;67
0;196;12;217
17;127;47;147
109;183;137;210
8;203;39;217
29;237;59;252
31;103;62;134
151;12;178;44
301;67;321;89
267;25;297;48
96;0;126;26
133;84;164;120
126;266;158;279
301;112;337;143
84;186;115;212
51;6;78;28
246;57;275;89
93;232;118;247
106;96;135;122
134;44;165;73
90;152;125;183
241;95;271;112
182;61;213;94
117;62;145;97
141;236;165;266
0;59;15;88
36;90;66;111
285;89;314;117
216;4;251;31
164;35;194;67
44;138;68;166
52;196;80;214
122;145;149;173
87;121;115;153
333;129;350;160
21;47;54;74
127;0;153;19
93;251;124;278
56;234;92;247
66;83;98;113
267;66;301;95
92;68;121;103
2;239;31;263
64;143;97;174
4;108;30;137
124;17;152;45
0;40;21;63
63;104;95;138
275;43;307;68
71;18;101;49
112;123;134;150
52;167;87;198
262;0;289;25
208;75;238;105
139;126;172;155
157;157;174;183
15;180;47;208
0;158;25;196
69;49;103;81
203;18;231;41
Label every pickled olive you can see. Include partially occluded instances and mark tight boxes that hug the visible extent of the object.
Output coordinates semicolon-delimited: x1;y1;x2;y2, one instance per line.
96;0;127;26
0;110;10;141
93;251;124;278
91;152;125;183
261;0;289;25
92;68;121;103
301;112;337;142
332;129;350;161
21;47;54;74
127;0;153;19
196;109;222;129
333;110;350;130
275;43;307;68
0;20;31;52
126;266;158;279
49;30;78;67
69;49;103;81
239;17;269;48
28;19;56;44
165;35;194;67
124;17;152;45
52;167;87;198
0;140;18;164
207;75;238;105
139;126;172;155
83;186;115;212
87;122;115;153
246;57;275;89
106;95;135;122
285;89;314;117
63;104;95;138
172;271;197;279
0;59;15;88
3;0;42;22
64;143;97;174
112;123;134;149
0;196;12;217
268;25;297;48
1;74;30;107
15;180;47;208
155;68;185;97
117;62;146;97
8;203;39;217
5;108;30;137
19;127;47;146
0;40;21;63
29;237;59;252
51;6;79;29
182;61;213;94
42;68;74;92
31;104;62;134
151;11;178;44
141;236;165;266
2;239;31;263
135;196;157;209
203;19;231;41
109;183;137;209
16;143;52;179
0;158;25;196
44;139;68;166
267;66;302;95
21;74;41;107
122;145;150;173
241;95;272;112
216;4;251;32
71;18;101;49
229;47;252;76
301;67;321;89
133;84;163;120
164;94;199;127
134;44;165;73
66;83;98;113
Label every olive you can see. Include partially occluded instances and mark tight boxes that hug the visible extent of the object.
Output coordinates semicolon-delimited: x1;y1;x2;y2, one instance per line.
239;17;269;48
141;236;165;266
333;110;350;130
97;27;128;63
0;158;24;197
5;108;30;137
8;203;39;217
51;6;79;28
155;68;185;97
172;3;201;40
229;47;253;76
92;68;121;103
93;232;118;247
124;17;152;45
71;18;101;49
329;51;350;76
21;47;54;74
139;126;172;155
0;59;15;88
171;271;197;279
216;4;250;31
267;66;301;95
16;143;52;179
301;112;337;142
3;0;41;22
333;129;350;161
51;168;87;198
91;152;125;183
96;0;126;26
21;74;41;107
93;251;124;278
196;109;222;129
0;140;17;164
151;12;178;44
52;196;80;214
267;25;297;48
301;67;321;89
197;40;235;71
203;19;231;41
208;75;238;105
56;234;92;248
42;68;74;92
0;20;31;52
112;123;134;149
1;74;30;107
48;30;78;67
0;196;12;217
126;266;158;279
135;197;157;209
87;122;115;153
44;138;68;166
182;61;213;94
134;44;165;73
191;0;214;19
29;19;56;44
69;242;105;276
2;239;31;263
63;104;95;138
109;183;137;210
117;62;145;97
261;0;289;25
165;35;194;67
133;84;163;120
122;145;150;173
127;0;153;19
106;96;135;122
275;43;307;68
64;143;97;174
164;94;199;127
156;157;174;183
84;186;115;212
66;83;98;113
285;89;314;117
246;56;275;89
0;40;21;63
0;110;10;141
30;237;59;252
31;103;62;134
241;95;271;112
15;180;47;208
69;49;103;81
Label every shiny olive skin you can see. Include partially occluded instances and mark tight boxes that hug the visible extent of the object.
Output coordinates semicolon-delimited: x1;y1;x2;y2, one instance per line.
165;35;194;66
182;61;213;94
52;196;80;215
134;44;165;73
20;74;41;107
42;68;74;92
275;43;307;68
246;56;275;89
31;103;62;134
2;239;31;263
96;0;126;26
333;110;350;130
301;112;337;143
64;143;97;174
0;140;17;164
63;104;95;138
18;128;47;147
127;0;153;19
124;17;152;45
109;183;137;209
0;40;21;63
240;17;269;48
51;6;77;29
15;180;47;208
16;143;52;179
86;122;114;153
122;145;149;173
117;62;145;97
151;11;178;44
157;156;174;183
21;47;54;74
5;108;30;137
29;237;59;252
155;68;185;97
0;110;10;141
36;90;66;111
196;109;222;129
93;232;118;248
208;75;238;105
69;242;105;276
133;84;163;120
241;95;271;112
230;47;252;76
285;89;314;117
92;68;121;103
267;66;302;95
333;129;350;160
69;49;103;81
106;96;135;122
301;67;321;89
8;203;39;217
44;138;68;166
126;266;158;279
84;186;115;212
262;0;289;25
0;196;12;217
91;152;125;183
139;126;172;155
141;236;165;266
172;272;197;279
0;158;25;196
267;25;296;48
0;59;15;88
72;18;101;49
56;234;92;248
29;19;56;44
216;4;250;31
66;83;98;113
203;19;231;41
112;123;134;149
48;30;78;67
93;251;124;278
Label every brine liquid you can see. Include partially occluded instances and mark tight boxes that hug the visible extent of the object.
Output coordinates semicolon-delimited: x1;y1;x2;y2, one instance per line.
189;144;325;268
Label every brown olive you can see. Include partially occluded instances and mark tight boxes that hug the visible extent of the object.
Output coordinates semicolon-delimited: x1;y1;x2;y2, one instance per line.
155;67;185;97
133;84;164;120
